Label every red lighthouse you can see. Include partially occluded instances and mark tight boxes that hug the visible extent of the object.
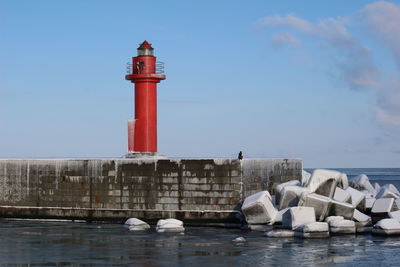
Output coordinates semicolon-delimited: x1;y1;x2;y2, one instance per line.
125;41;166;153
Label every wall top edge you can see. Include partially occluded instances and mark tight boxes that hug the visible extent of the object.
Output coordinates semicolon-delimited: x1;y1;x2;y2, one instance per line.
0;158;302;161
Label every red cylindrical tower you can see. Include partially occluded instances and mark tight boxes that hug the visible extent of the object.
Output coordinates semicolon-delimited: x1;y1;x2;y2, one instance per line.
125;41;166;153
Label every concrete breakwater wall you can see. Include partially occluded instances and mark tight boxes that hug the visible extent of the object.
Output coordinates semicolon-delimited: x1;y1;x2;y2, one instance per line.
0;158;301;223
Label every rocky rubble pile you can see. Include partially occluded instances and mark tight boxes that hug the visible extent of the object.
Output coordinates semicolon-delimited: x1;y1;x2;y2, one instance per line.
241;169;400;238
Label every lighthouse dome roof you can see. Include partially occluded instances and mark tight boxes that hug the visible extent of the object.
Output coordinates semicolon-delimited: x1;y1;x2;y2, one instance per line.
138;40;154;50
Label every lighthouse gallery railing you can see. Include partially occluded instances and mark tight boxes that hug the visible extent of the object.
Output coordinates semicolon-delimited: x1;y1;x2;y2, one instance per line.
126;62;165;75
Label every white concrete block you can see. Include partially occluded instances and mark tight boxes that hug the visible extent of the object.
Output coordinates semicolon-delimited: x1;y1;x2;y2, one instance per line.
124;218;150;231
282;207;316;230
272;208;289;225
275;180;301;204
383;184;400;195
374;182;381;193
298;193;331;221
325;216;344;224
372;198;396;213
271;195;277;207
361;190;375;198
301;170;311;186
371;198;398;223
329;219;356;234
279;185;309;210
275;180;301;194
353;209;372;227
365;197;376;210
294;222;330;238
376;187;400;199
242;191;277;224
306;169;342;198
338;173;349;190
265;230;295;238
350;174;375;195
389;210;400;222
345;187;366;211
372;219;400;235
156;218;185;233
295;222;329;233
333;187;351;203
374;218;400;229
329;200;355;219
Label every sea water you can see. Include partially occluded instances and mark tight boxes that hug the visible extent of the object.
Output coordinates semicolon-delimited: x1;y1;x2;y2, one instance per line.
0;168;399;266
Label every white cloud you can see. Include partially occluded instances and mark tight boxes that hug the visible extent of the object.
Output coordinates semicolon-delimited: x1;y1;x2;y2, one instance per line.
259;14;352;46
338;46;379;89
362;1;400;128
258;1;400;131
259;13;379;91
374;80;400;129
375;105;400;128
258;14;314;33
315;17;353;46
271;32;300;48
362;1;400;65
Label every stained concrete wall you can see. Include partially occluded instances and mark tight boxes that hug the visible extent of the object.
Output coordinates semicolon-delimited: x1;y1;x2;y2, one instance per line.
0;158;301;222
242;159;303;197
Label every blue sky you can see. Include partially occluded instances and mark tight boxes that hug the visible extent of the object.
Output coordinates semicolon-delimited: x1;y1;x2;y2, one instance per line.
1;0;400;167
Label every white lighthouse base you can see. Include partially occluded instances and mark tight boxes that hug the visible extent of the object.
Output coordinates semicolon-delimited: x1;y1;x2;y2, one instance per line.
123;152;168;159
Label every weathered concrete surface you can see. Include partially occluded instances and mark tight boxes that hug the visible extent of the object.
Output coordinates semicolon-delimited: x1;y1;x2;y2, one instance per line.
0;158;302;222
242;158;302;196
241;191;277;224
